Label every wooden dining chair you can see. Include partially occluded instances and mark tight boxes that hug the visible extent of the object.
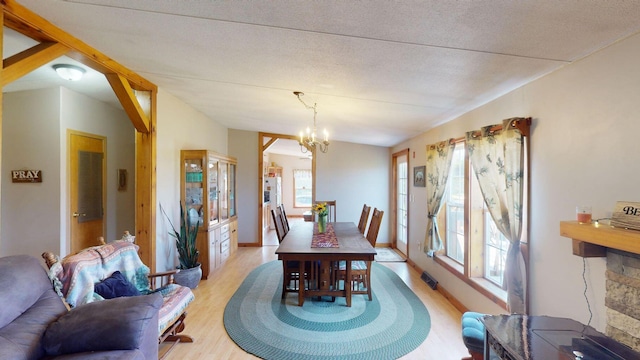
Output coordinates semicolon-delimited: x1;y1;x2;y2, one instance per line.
277;205;290;237
315;200;336;222
358;204;371;234
272;208;304;299
271;208;286;242
336;208;384;301
366;208;384;247
279;205;290;233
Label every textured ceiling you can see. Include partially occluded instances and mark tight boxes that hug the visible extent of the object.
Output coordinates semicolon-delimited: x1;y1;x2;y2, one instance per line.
7;0;640;149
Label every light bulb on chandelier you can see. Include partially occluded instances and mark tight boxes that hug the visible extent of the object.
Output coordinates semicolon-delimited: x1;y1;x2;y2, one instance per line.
294;91;329;154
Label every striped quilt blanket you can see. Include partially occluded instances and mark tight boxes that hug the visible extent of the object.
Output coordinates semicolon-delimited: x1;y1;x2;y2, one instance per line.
48;241;195;336
48;241;150;307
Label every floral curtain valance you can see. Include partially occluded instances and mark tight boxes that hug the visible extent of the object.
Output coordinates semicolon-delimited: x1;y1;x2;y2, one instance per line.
424;139;455;256
466;117;529;314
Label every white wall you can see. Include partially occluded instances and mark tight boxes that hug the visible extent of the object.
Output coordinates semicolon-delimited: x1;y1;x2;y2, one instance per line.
1;87;134;259
316;140;391;245
2;88;61;258
392;31;640;329
228;129;258;245
155;89;228;271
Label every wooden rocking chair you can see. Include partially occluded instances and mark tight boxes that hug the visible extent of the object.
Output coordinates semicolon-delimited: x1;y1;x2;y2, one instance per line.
43;240;195;359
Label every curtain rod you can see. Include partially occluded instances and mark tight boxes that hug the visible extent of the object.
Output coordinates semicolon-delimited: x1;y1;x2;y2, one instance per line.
427;117;532;149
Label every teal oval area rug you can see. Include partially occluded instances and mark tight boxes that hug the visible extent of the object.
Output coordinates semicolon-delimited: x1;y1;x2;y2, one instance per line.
223;260;431;360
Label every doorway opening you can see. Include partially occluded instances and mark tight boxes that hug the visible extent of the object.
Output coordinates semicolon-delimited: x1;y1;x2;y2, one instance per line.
258;132;315;246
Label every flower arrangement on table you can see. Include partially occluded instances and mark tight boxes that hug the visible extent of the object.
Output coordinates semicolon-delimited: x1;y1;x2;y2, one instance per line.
312;202;328;217
313;202;328;233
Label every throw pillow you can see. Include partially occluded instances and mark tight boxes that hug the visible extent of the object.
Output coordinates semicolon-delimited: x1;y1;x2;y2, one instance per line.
94;271;141;299
43;293;163;356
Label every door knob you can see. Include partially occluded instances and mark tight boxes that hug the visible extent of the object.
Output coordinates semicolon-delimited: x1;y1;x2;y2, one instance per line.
72;212;86;218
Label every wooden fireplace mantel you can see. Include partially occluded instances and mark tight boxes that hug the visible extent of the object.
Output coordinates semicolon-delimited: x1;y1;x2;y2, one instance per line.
560;220;640;257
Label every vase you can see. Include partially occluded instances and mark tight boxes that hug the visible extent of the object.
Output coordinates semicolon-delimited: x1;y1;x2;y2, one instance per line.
318;214;327;233
174;263;202;289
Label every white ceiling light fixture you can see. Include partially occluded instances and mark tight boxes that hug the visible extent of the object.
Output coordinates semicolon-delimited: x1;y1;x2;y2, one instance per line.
52;64;86;81
294;91;329;154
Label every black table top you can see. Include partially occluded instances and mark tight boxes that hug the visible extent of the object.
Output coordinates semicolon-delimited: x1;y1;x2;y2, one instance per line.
482;315;640;360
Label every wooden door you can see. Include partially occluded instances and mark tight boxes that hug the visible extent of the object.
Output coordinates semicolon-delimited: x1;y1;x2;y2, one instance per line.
70;132;106;253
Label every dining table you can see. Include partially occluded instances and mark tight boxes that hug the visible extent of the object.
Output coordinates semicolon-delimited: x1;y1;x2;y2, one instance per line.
275;221;377;307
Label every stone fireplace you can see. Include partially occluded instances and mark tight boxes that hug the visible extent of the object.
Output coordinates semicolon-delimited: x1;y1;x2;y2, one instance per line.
606;249;640;351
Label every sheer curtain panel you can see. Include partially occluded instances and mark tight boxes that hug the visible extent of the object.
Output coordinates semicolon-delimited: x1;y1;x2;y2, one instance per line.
424;139;455;256
466;117;530;314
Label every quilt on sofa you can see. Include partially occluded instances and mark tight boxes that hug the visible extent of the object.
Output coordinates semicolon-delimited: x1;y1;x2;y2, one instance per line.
47;241;194;336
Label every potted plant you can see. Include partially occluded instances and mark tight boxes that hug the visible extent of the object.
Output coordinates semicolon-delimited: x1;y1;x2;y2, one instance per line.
161;202;201;289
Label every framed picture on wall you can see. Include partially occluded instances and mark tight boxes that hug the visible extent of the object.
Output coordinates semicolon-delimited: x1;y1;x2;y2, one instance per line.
413;166;425;187
118;169;127;191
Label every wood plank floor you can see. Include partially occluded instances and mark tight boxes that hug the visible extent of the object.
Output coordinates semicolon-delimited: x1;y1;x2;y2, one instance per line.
163;227;470;359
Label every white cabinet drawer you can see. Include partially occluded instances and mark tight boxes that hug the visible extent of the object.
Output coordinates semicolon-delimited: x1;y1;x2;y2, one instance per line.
220;248;230;263
220;238;230;252
220;228;230;242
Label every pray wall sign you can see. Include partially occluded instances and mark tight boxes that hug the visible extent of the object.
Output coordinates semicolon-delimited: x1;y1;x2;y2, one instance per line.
11;170;42;183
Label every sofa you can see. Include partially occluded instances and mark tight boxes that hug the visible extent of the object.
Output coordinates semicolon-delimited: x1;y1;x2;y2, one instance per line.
0;255;162;360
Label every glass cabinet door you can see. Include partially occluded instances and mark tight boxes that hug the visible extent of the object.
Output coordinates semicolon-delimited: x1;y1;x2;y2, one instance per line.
184;158;204;225
208;157;219;226
229;163;236;217
220;162;228;221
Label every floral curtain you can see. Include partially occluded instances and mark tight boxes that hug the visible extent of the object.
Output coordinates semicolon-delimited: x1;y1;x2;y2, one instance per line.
424;139;455;256
466;117;528;314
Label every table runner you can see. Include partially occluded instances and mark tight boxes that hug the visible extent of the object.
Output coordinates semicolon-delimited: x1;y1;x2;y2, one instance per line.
311;223;339;248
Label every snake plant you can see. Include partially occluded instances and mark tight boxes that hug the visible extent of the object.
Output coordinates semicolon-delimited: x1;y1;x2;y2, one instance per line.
161;202;200;269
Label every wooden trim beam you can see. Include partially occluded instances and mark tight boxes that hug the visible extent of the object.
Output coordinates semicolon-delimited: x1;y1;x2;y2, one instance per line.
2;0;156;91
106;73;150;133
135;91;156;271
262;137;278;152
258;132;315;247
2;42;69;86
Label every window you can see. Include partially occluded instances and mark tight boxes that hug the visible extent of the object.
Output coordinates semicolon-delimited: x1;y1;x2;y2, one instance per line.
436;138;527;307
445;144;465;264
293;169;312;207
484;209;509;286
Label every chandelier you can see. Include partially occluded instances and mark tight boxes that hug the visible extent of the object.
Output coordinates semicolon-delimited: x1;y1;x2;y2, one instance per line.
294;91;329;153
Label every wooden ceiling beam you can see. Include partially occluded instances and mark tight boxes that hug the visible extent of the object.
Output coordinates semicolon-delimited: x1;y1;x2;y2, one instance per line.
106;73;150;133
2;41;69;87
2;0;156;92
262;137;279;152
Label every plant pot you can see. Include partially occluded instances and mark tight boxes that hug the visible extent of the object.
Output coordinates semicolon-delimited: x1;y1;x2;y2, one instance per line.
174;263;202;289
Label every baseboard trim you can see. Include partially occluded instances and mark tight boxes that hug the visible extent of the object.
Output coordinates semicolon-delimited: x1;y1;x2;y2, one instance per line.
239;243;260;247
406;258;468;314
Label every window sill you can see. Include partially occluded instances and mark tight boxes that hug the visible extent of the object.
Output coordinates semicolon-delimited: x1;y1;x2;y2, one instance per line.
434;255;507;310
